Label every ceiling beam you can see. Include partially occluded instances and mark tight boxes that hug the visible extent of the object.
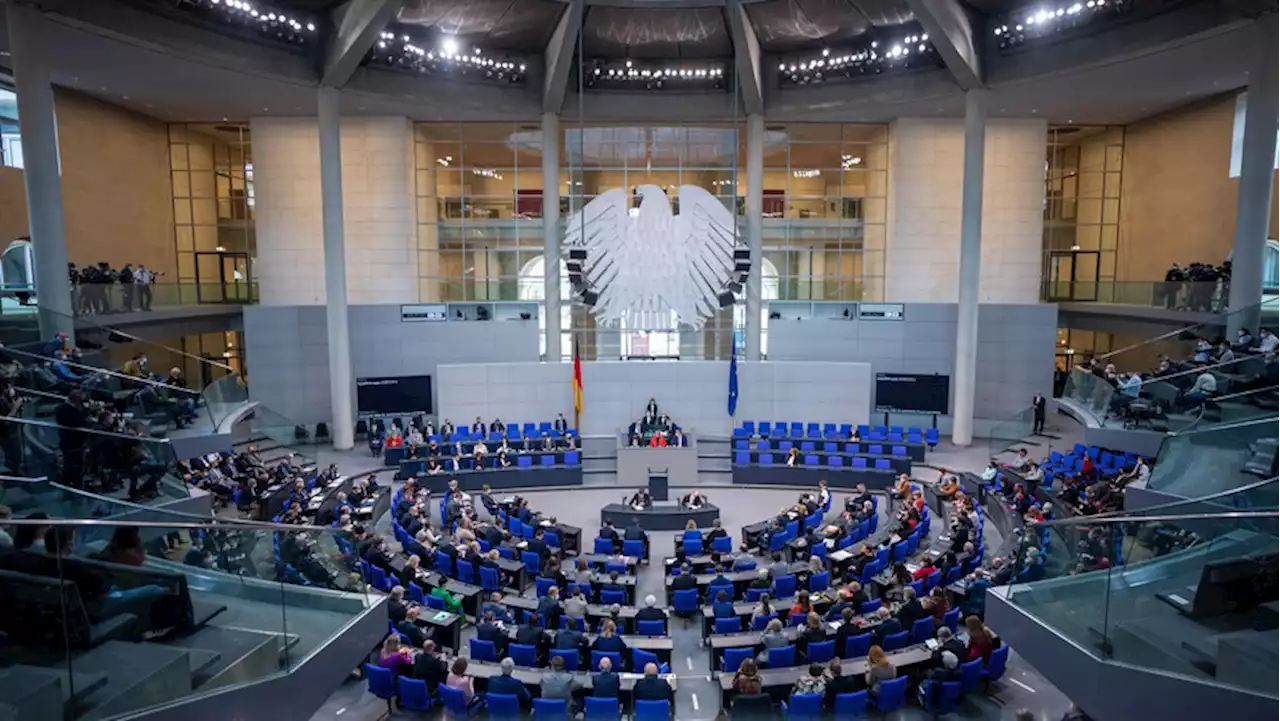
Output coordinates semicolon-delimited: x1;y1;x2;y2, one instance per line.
321;0;402;88
725;0;763;115
905;0;983;90
542;0;583;114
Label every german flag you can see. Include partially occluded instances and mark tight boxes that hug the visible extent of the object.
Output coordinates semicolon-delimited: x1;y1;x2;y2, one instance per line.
572;338;583;430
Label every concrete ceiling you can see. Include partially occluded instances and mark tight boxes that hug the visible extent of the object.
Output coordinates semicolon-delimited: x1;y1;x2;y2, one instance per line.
0;0;1262;125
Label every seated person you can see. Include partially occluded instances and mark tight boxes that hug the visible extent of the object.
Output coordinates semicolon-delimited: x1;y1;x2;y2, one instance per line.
669;428;686;447
628;488;653;510
1005;449;1031;471
632;663;671;701
681;489;707;509
786;446;800;467
591;619;629;669
648;432;668;448
486;657;533;709
473;439;488;465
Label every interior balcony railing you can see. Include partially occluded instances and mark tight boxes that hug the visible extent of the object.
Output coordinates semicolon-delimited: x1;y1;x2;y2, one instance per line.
0;281;258;319
1094;295;1280;367
1007;477;1278;699
0;513;372;721
1143;416;1279;502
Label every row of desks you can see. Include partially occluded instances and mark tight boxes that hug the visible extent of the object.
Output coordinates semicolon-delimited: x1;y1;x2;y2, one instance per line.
466;659;678;698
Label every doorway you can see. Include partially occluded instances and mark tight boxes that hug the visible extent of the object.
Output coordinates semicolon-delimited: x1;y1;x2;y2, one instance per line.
1044;250;1100;302
195;252;252;303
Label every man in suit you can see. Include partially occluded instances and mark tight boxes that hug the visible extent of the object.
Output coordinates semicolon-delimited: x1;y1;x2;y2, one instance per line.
397;606;431;648
670;563;698;595
541;654;583;709
933;626;967;667
635;594;668;623
515;612;552;661
554;615;589;667
387;586;410;624
554;413;568;433
680;489;706;509
632;663;672;702
537;586;564;629
1032;392;1047;434
624;518;649;558
412;640;449;689
471;417;486;436
824;657;860;705
526;529;549;561
833;607;862;656
592;655;621;698
486;658;533;709
481;592;514;624
599;519;620;551
895;586;926;629
476;611;508;655
870;607;903;647
703;518;728;551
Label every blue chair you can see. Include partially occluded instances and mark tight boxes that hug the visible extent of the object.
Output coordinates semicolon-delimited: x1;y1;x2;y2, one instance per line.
591;650;623;672
480;566;501;592
844;632;871;659
635;700;670;721
774;574;796;598
370;566;390;591
470;638;498;662
925;428;939;448
715;617;743;633
943;607;960;632
918;680;963;714
882;630;908;651
438;683;481;716
522;551;540;576
708;583;735;602
712;536;733;553
746;587;768;603
751;613;777;631
723;646;755;673
623;540;645;558
683;538;702;556
408;582;426;605
852;457;868;469
397;676;432;711
858;600;881;615
892;445;907;456
456;559;476;584
984;644;1010;683
426;594;446;611
632;648;661;673
540;454;556;466
536;577;556;598
757;439;770;452
545;531;561;548
509;642;538;667
828;455;843;468
564;451;580;465
593;537;614;555
809;571;829;591
767;645;796;668
958;657;984;692
487;693;521;720
637;619;666;636
875;458;891;471
601;589;627;606
673;588;700;618
806;640;835;663
585;697;619;719
822;442;837;453
517;455;533;468
869;444;883;455
735;451;750;464
769;532;788;553
549;648;580;671
760;453;774;465
910;617;934;644
801;442;815;452
833;691;869;717
363;664;396;715
604;561;627;576
874;677;908;712
533;698;568;719
783;693;823;721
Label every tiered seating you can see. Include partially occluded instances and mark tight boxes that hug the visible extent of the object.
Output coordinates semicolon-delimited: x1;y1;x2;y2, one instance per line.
1042;443;1146;483
381;420;581;472
734;422;939;449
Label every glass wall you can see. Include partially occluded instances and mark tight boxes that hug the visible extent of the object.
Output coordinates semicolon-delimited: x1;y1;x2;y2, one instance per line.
1043;125;1125;302
167;123;256;301
413;122;888;360
0;87;21;169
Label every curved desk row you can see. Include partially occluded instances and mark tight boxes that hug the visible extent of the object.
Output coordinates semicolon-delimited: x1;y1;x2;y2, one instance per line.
734;452;912;476
731;465;898;489
600;503;720;532
406;465;583;492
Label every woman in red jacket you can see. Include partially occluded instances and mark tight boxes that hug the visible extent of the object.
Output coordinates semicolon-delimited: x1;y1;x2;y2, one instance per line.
965;615;997;661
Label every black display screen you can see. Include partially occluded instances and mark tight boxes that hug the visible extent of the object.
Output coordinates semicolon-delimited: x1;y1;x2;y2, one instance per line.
874;373;951;414
356;375;433;415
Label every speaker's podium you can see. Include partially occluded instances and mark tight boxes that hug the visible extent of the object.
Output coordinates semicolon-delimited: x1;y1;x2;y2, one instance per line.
616;434;698;488
648;472;668;502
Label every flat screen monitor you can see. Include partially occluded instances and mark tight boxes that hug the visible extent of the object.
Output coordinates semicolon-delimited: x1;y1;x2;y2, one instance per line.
874;373;951;414
356;375;433;415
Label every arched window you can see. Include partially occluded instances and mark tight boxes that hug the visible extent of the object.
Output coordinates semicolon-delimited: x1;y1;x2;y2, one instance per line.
734;257;780;357
518;256;572;361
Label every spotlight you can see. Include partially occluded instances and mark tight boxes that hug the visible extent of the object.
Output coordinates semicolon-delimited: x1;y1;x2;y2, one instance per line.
441;37;459;55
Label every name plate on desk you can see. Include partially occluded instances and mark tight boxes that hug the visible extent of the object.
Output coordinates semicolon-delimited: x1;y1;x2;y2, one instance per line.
858;303;905;321
401;303;448;322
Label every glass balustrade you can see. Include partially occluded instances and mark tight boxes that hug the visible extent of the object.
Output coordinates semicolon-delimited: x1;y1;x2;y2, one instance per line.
1096;296;1279;369
0;415;191;501
0;515;370;720
987;406;1036;458
1146;417;1279;502
1007;478;1278;697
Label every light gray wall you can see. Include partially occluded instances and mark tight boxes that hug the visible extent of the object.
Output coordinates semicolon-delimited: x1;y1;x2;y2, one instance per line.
243;305;539;425
437;361;873;437
768;303;1058;435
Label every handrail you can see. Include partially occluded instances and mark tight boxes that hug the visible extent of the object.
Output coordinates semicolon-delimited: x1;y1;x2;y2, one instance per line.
0;414;175;444
1096;297;1280;361
1169;414;1277;438
0;516;341;533
12;386;69;401
1211;385;1279;402
0;473;48;482
3;345;198;395
1137;354;1260;387
1033;476;1279;527
1031;509;1278;529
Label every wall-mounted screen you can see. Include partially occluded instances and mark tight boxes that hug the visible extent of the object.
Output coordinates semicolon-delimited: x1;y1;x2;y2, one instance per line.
874;373;950;414
356;375;433;415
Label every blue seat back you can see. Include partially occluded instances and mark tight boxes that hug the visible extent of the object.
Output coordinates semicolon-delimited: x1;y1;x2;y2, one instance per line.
910;617;934;643
708;583;735;602
859;599;881;615
806;641;835;663
712;536;733;553
844;632;871;658
882;630;909;651
943;607;960;631
723;646;754;672
601;589;626;605
536;577;556;597
594;537;613;555
637;619;666;636
395;676;431;711
751;613;776;631
767;644;796;667
635;699;670;721
985;644;1010;680
487;692;521;719
549;648;580;671
509;642;538;667
523;551;541;575
623;540;645;558
673;588;700;614
834;691;869;716
809;572;829;591
683;539;702;556
874;677;908;711
774;574;796;598
788;693;823;720
363;664;395;699
469;638;498;662
715;617;742;633
408;582;426;605
585;697;619;719
480;566;501;591
959;658;984;692
456;559;475;583
533;698;568;719
591;650;622;672
438;684;472;714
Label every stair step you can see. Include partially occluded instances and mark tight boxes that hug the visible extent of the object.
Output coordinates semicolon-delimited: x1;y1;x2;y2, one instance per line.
0;665;108;721
166;625;285;690
73;640;198;721
191;598;229;629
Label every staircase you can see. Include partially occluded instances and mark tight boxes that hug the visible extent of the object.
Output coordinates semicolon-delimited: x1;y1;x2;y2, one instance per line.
697;438;733;484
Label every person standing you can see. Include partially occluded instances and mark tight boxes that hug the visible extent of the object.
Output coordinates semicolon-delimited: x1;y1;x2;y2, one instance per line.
135;265;155;311
1032;392;1047;434
118;264;135;311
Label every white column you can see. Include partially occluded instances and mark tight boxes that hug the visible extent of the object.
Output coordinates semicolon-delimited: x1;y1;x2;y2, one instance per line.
953;90;987;447
7;4;73;339
1227;19;1279;337
318;87;354;450
542;113;563;361
744;114;764;360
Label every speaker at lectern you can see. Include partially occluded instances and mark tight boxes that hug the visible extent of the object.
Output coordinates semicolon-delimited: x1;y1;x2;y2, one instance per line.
648;471;668;502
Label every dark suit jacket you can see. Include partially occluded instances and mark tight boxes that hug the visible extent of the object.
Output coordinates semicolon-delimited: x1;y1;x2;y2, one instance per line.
635;607;668;622
397;620;431;649
896;599;926;629
515;625;551;652
624;526;647;542
872;618;904;647
476;622;507;652
591;671;621;698
527;539;549;559
825;674;861;705
632;676;672;701
554;629;587;654
487;674;533;707
670;575;698;594
388;599;409;624
412;652;449;688
599;527;619;542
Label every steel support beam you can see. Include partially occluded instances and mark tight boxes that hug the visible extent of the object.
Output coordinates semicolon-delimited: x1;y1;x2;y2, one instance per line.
905;0;983;90
322;0;401;88
543;0;584;115
725;0;764;115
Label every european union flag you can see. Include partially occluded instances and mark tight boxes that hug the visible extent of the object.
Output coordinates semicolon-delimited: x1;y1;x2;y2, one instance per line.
728;344;739;417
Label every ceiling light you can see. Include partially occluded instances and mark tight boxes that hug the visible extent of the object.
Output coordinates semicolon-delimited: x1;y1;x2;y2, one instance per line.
822;48;830;57
441;37;458;55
